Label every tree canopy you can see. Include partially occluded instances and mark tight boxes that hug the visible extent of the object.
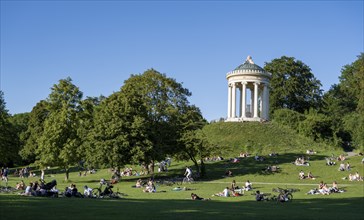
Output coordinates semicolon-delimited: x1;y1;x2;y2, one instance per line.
264;56;323;114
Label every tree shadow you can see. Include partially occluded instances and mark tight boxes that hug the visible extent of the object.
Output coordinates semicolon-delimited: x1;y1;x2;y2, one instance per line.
0;195;363;220
199;153;328;181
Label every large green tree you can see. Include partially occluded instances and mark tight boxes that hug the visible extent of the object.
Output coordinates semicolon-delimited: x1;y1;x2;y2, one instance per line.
20;101;50;163
321;54;364;150
9;112;30;165
90;69;199;174
340;54;364;150
90;92;150;172
37;77;83;180
264;56;323;114
0;91;19;166
176;105;213;177
76;96;103;168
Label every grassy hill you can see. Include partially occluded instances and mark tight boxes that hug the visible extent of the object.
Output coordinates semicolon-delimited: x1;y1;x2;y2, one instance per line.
203;121;335;157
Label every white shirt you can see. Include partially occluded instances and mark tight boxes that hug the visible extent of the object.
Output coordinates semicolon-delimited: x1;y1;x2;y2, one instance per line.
186;168;192;175
223;188;230;197
84;187;93;196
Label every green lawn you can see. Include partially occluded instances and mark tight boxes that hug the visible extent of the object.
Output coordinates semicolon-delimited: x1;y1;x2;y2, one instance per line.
1;153;363;220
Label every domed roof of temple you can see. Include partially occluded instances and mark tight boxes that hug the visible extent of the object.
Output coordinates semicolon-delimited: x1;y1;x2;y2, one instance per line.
234;56;265;72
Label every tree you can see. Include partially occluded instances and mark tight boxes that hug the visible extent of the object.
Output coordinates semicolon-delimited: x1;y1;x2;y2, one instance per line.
9;113;30;165
37;77;83;180
264;56;323;114
339;54;364;150
272;108;305;132
175;105;212;177
20;101;50;163
76;96;103;168
321;85;353;147
119;69;193;172
87;92;148;172
90;69;199;174
0;91;19;166
298;109;332;142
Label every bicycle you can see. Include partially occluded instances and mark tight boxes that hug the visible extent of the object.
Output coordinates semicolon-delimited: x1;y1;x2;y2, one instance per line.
182;176;195;184
92;182;123;199
272;187;299;202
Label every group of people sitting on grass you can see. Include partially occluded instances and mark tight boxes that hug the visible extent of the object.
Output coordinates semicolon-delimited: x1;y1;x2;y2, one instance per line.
20;179;58;197
239;152;250;158
338;162;351;171
143;179;156;193
204;156;224;162
347;172;363;181
212;180;253;197
294;156;310;166
306;181;345;195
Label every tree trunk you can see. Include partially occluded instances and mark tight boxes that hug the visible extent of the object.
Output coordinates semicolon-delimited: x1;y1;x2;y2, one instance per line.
187;152;200;178
65;168;69;181
200;159;206;178
41;169;45;181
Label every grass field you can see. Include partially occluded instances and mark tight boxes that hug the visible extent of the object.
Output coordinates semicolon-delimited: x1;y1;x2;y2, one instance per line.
1;153;363;220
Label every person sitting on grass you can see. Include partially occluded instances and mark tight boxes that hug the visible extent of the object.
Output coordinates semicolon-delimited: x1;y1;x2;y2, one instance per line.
21;182;33;196
329;181;339;193
299;170;305;179
83;185;93;198
143;179;156;193
338;162;345;171
255;190;265;201
318;182;330;195
135;179;143;188
338;154;346;161
307;171;316;180
213;187;230;197
16;180;26;190
244;180;252;191
225;170;233;177
230;180;239;191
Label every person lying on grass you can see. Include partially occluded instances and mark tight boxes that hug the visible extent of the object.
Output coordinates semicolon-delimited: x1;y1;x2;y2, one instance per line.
191;193;210;201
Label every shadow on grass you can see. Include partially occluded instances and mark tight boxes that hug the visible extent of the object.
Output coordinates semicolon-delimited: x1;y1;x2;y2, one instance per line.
197;153;328;181
121;153;330;184
0;195;363;220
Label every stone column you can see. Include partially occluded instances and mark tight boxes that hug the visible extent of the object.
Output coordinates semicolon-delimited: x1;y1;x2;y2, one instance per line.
232;83;236;118
250;87;253;115
239;86;242;117
253;82;259;118
227;83;231;118
265;84;270;120
241;82;246;118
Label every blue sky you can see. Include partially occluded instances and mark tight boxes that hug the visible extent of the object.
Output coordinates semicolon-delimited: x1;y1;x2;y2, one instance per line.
1;1;363;121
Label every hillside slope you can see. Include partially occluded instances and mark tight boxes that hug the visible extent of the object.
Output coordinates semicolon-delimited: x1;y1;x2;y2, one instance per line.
203;121;332;156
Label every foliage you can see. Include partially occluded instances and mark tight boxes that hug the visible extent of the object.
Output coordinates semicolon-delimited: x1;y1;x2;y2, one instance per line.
272;108;305;132
298;109;332;142
339;54;364;150
19;101;50;163
321;53;364;150
175;105;212;177
0;91;20;166
264;56;323;114
89;69;198;172
36;78;83;180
